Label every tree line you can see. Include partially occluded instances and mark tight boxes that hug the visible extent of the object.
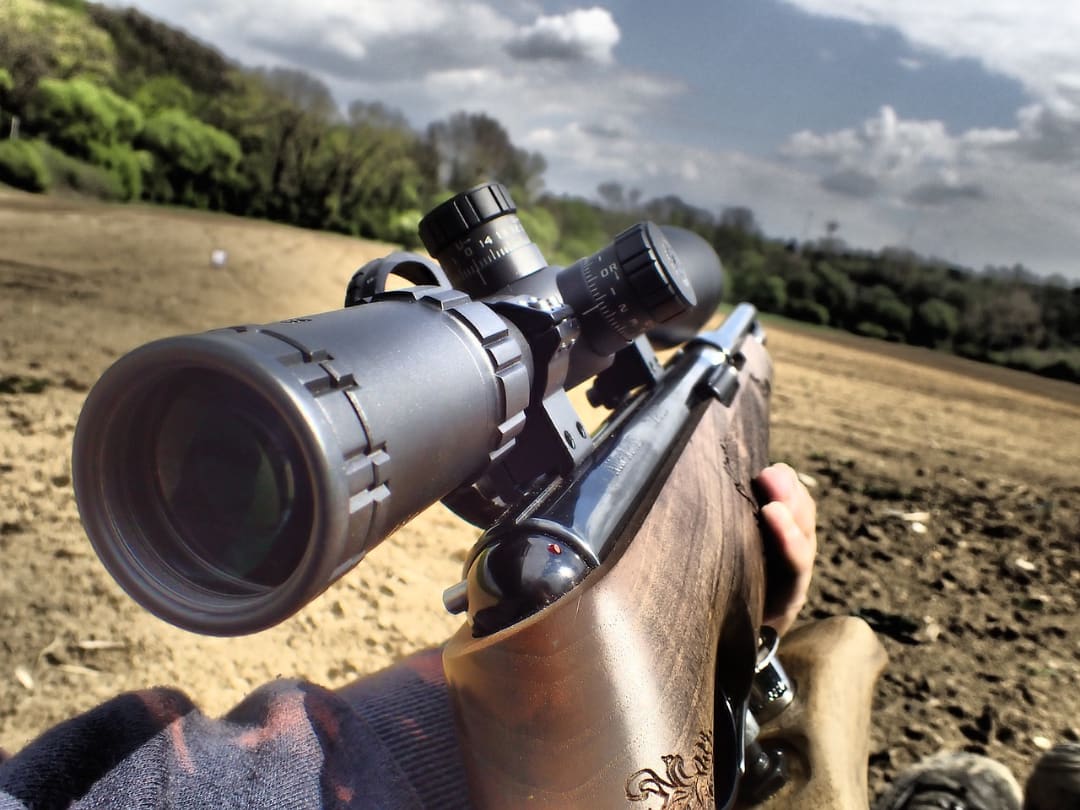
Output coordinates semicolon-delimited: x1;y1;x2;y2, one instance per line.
1;0;1076;383
0;0;547;246
579;190;1080;382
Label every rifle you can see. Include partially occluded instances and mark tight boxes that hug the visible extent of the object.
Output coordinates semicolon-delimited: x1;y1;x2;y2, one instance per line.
71;184;886;809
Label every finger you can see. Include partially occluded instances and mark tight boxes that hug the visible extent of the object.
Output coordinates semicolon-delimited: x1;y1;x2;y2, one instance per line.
757;463;816;541
760;500;816;635
754;462;796;504
760;500;816;579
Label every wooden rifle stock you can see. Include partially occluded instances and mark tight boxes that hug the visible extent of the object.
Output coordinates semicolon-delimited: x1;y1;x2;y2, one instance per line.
443;319;773;809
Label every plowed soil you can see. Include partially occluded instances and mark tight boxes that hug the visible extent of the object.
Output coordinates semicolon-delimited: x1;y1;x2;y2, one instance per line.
1;187;1077;802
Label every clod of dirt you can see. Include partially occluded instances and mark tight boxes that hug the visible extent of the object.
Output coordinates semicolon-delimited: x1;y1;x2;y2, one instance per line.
0;375;50;395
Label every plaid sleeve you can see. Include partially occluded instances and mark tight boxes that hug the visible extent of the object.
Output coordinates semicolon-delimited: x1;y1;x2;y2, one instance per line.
0;679;430;810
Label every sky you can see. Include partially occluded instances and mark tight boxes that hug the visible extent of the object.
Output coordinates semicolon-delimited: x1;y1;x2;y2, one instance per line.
106;0;1080;281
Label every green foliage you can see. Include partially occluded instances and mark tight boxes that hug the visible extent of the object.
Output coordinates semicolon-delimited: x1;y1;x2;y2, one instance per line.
139;108;241;207
35;140;125;199
0;139;51;192
988;347;1080;383
85;4;232;98
747;275;788;314
0;69;13;98
28;77;143;156
303;113;430;243
535;195;607;264
812;261;856;323
854;321;889;340
911;298;959;347
86;141;150;200
516;206;560;261
0;0;115;108
786;298;830;325
961;286;1044;353
857;284;911;339
131;76;196;116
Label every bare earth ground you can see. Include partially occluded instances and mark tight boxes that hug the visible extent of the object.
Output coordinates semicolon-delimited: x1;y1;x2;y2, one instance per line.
0;187;1076;802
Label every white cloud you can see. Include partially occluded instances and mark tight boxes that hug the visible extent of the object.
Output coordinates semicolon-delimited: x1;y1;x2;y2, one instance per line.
506;7;620;64
114;0;518;81
778;103;1080;272
785;106;958;181
778;0;1080;106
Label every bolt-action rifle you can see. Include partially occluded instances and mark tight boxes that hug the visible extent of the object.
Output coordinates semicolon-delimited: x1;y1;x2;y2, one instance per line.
72;184;886;809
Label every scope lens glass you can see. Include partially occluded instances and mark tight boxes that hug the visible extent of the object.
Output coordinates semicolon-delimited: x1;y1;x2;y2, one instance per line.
130;370;313;593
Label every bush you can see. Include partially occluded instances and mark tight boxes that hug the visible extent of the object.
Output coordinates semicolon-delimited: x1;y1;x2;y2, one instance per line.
381;208;424;249
0;139;51;192
854;321;889;340
35;140;124;199
912;298;959;347
516;206;560;260
742;274;787;313
858;284;911;339
87;141;151;200
139;107;241;206
27;77;143;157
786;298;830;325
990;348;1080;384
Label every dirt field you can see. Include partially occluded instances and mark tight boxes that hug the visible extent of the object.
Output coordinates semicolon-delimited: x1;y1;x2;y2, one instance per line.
1;187;1077;801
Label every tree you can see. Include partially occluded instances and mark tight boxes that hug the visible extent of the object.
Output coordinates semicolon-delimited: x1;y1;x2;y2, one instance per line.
0;0;116;109
27;77;143;154
86;4;233;99
911;298;959;347
719;206;759;235
139;108;242;207
812;261;856;326
312;117;428;243
347;100;410;131
0;140;51;192
641;195;715;234
745;274;788;314
961;286;1044;353
536;194;607;263
426;112;546;201
203;67;335;217
132;76;197;116
597;181;627;210
22;77;149;200
857;284;912;340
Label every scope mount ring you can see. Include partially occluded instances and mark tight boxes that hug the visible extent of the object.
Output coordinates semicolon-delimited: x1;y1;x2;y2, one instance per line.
345;252;452;306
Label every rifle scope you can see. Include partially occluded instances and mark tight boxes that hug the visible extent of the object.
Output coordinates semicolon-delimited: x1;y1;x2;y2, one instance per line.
72;183;724;636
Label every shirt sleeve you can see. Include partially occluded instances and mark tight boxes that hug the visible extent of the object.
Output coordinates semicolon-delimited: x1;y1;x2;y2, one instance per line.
0;679;429;810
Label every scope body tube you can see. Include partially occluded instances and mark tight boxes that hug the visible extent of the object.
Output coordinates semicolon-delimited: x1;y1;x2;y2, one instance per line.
461;305;762;636
71;182;732;639
73;288;534;635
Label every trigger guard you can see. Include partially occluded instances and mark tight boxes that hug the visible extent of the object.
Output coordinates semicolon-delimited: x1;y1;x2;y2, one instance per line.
345;252;452;306
714;695;741;810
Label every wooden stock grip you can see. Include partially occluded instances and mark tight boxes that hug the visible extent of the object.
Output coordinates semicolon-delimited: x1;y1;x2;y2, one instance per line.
747;617;888;810
443;337;772;809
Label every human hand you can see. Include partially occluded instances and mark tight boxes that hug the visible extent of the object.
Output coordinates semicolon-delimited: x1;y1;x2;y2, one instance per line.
754;463;817;636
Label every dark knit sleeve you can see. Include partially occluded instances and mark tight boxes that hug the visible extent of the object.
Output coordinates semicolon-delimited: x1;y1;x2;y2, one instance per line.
0;680;428;809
